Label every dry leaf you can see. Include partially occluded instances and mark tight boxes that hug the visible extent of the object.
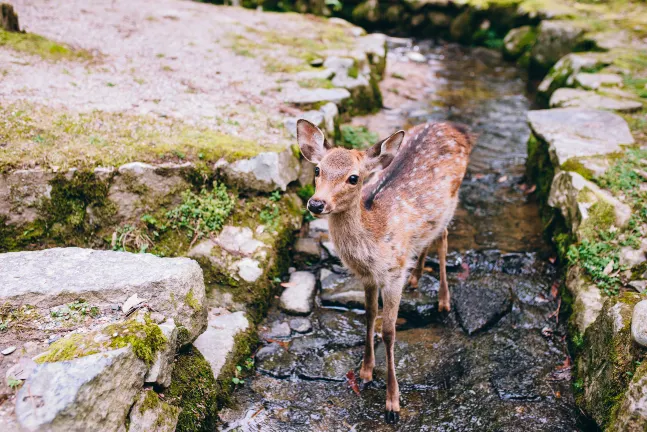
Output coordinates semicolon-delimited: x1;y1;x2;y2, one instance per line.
346;370;360;395
265;339;290;350
280;282;296;288
524;184;537;195
497;176;508;183
603;260;614;275
550;282;559;299
457;263;470;281
548;256;556;264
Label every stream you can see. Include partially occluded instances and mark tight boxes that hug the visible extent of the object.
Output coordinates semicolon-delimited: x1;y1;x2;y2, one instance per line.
219;40;590;431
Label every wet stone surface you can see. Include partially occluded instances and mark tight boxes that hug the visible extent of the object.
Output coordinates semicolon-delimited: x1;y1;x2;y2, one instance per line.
220;41;584;431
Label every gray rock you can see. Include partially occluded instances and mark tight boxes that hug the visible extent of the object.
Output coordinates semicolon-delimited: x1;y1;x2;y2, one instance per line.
574;73;623;90
295;68;334;80
527;108;634;167
321;240;338;258
5;357;37;383
619;240;647;268
320;102;339;137
193;310;249;378
308;218;330;238
1;346;15;356
548;171;632;240
282;88;351;106
453;275;513;335
16;347;147;432
279;271;316;315
289;317;312;333
294;237;321;258
406;51;426;63
630;280;647;292
215;148;300;192
255;343;296;378
0;169;56;225
538;52;609;97
503;26;536;59
320;271;365;309
128;389;180;432
145;319;177;388
263;321;291;339
285;111;325;138
531;20;585;70
399;274;441;324
550;88;642;112
0;248;207;344
632;301;647;347
613;362;647;430
566;266;603;333
296;346;363;381
298;159;315;187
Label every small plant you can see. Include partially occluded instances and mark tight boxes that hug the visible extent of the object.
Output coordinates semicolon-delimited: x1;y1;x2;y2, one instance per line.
340;125;378;149
297;184;314;201
7;378;22;391
269;190;282;202
232;365;244;385
574;378;584;391
572;333;584;349
112;224;154;254
166;182;235;246
260;204;280;228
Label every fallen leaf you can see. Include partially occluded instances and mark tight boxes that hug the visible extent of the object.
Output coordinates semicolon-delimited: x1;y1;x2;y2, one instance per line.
550;282;559;299
555;391;561;399
346;370;360;395
280;282;296;288
457;263;470;281
548;256;556;264
541;327;553;338
423;266;435;273
265;339;290;350
518;183;528;191
547;298;562;324
524;184;537;195
603;260;614;275
473;173;486;180
497;175;508;183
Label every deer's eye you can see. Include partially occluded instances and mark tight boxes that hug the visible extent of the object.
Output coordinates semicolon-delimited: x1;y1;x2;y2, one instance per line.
314;167;320;177
348;175;359;185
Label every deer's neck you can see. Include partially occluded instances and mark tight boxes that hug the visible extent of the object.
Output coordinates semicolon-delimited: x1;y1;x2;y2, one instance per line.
328;203;377;277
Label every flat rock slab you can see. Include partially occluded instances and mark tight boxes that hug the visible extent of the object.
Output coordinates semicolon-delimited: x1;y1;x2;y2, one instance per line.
550;88;642;112
453;275;513;335
0;248;207;342
574;73;623;90
16;347;147;432
527;108;635;166
193;310;249;379
320;271;365;309
282;88;351;105
632;300;647;347
279;271;316;315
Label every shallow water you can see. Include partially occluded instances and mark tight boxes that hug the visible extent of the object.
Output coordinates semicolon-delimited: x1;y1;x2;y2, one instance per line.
219;41;587;431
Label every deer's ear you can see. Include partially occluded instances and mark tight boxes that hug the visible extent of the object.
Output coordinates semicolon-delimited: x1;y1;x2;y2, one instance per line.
364;130;405;172
297;119;332;163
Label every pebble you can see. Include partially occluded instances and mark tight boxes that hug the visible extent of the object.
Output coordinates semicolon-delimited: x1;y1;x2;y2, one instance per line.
632;300;647;347
407;51;426;63
2;346;16;356
289;317;312;333
310;58;324;67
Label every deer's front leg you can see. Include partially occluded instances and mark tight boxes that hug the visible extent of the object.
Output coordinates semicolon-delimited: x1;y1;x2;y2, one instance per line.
382;281;403;424
438;227;450;312
360;280;378;383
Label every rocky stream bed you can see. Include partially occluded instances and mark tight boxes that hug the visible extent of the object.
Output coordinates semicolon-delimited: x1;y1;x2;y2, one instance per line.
219;41;590;431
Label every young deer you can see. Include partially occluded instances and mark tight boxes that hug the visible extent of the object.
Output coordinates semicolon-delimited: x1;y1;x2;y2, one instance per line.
296;119;473;423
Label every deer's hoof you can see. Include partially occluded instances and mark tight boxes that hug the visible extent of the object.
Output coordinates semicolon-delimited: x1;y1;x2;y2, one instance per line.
438;300;451;312
384;410;400;424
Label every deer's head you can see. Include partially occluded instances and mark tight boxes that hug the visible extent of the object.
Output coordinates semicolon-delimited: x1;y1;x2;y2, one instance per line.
296;119;404;216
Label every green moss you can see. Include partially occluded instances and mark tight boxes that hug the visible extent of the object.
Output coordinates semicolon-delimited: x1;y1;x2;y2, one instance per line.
139;389;161;414
34;333;101;363
185;289;202;311
561;158;594;180
298;78;335;89
339;124;378;149
577;199;615;241
105;316;167;365
526;133;555;224
0;29;93;61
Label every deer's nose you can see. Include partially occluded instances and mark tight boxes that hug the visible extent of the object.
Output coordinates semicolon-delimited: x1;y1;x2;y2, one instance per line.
307;199;326;214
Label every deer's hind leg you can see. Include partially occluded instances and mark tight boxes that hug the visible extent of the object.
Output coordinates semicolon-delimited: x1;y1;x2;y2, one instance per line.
438;227;450;312
382;271;406;424
408;243;432;289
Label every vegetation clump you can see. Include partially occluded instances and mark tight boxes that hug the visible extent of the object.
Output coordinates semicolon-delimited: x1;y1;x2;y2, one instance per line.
0;29;92;61
340;124;378;149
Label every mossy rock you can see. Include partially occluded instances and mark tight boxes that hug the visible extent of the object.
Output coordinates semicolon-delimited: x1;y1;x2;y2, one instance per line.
503;26;537;59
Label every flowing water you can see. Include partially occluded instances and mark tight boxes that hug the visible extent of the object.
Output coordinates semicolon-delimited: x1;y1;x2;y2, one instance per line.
219;41;589;431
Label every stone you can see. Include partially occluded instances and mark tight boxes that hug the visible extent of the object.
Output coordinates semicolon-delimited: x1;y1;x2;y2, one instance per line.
282;88;351;106
279;271;316;315
406;51;426;63
1;346;15;356
428;11;452;28
5;357;37;382
320;102;338;137
255;343;297;378
450;9;476;44
0;248;207;344
15;347;147;432
355;33;387;77
193;310;249;378
548;171;632;240
574;73;623;90
565;266;604;333
145;319;178;388
632;301;647;347
295;68;334;80
294;237;321;258
0;169;56;225
614;362;647;431
285;111;325;138
289;317;312;333
262;321;291;339
321;240;338;258
530;20;586;70
324;56;370;90
549;88;642;112
630;280;647;292
320;271;365;309
122;293;147;315
453;275;513;335
215;148;300;192
308;218;329;238
528;108;635;167
399;274;441;324
1;3;20;32
619;241;647;268
503;26;536;59
128;390;180;432
538;52;609;98
236;258;263;283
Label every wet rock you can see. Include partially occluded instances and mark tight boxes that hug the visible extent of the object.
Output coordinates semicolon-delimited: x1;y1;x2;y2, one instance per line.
193;310;249;378
548;171;632;240
320;271;365;309
406;51;426;63
282;88;351;106
15;347;147;432
453;275;513;335
215;148;300;192
145;319;177;388
531;20;586;70
632;301;647;347
450;9;476;44
288;336;328;354
400;274;440;323
614;362;647;430
289;317;312;333
550;88;642;112
0;248;207;344
293;237;321;259
491;336;543;401
528;108;634;166
503;26;536;59
575;72;623;90
296;347;362;381
426;251;463;271
280;271;316;315
255;343;296;378
263;321;291;339
1;3;20;32
318;310;365;348
128;389;180;432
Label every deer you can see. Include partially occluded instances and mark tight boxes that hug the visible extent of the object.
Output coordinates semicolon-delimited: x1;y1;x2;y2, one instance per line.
296;118;473;424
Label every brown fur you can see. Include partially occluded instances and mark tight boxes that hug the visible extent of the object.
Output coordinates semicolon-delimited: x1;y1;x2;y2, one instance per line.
297;119;472;421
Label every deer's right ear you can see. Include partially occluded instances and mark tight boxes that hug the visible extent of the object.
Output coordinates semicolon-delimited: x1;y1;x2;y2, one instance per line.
297;119;331;163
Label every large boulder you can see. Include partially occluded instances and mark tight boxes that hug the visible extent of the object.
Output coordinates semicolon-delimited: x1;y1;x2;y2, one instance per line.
527;108;634;167
503;26;537;59
574;73;623;90
538;52;609;100
566;265;604;333
530;20;586;71
15;347;147;432
0;248;207;344
128;389;181;432
215;148;300;192
549;88;642;113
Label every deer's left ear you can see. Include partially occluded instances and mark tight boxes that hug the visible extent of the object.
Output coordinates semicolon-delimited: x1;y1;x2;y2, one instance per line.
297;119;333;163
364;130;405;172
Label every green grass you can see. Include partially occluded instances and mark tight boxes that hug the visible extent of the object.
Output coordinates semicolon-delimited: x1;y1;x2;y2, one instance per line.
340;124;378;149
0;29;92;61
